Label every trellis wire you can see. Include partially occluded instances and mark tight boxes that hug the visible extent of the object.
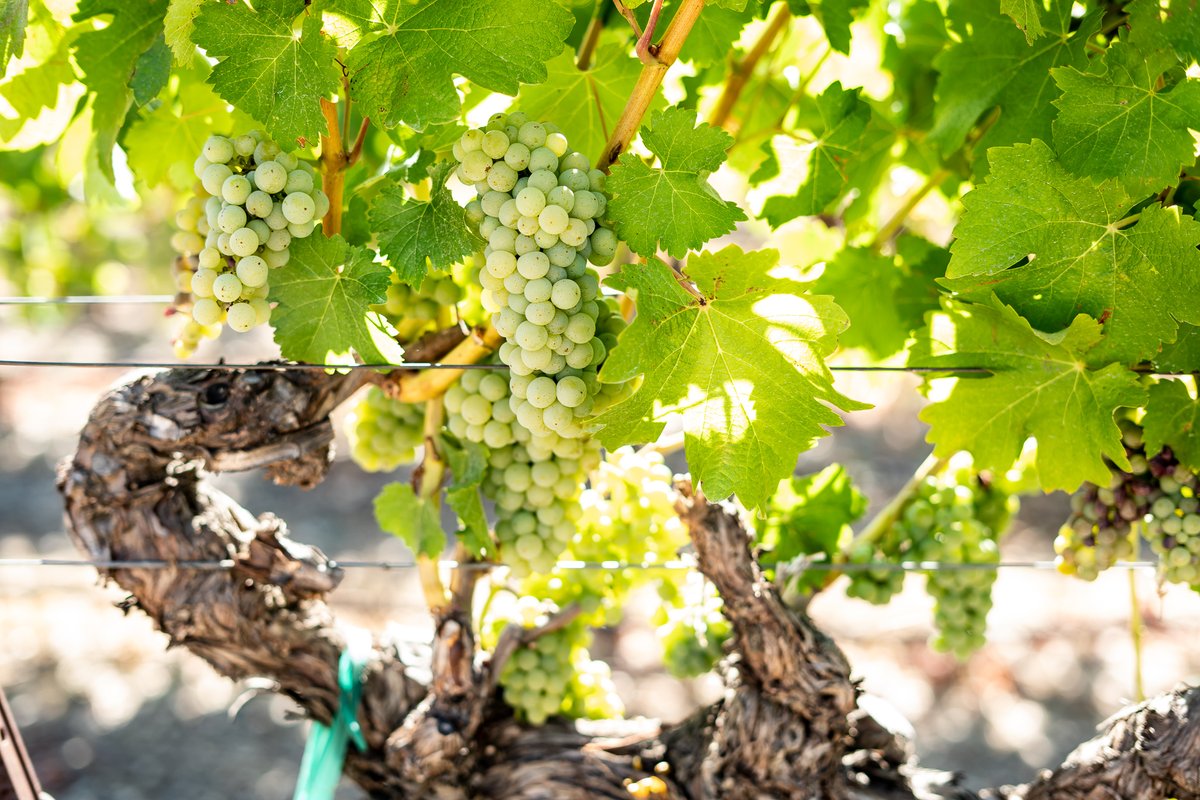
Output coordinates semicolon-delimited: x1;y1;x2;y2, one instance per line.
0;295;177;305
0;556;1164;572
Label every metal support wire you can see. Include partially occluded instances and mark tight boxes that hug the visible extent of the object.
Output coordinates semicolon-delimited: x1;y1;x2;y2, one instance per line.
0;295;177;305
0;556;1164;572
0;358;994;373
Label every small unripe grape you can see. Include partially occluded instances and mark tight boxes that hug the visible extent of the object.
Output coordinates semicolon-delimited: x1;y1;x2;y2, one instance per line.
266;229;291;251
460;128;484;152
217;204;247;234
551;280;581;310
193;297;224;325
246;190;274;218
247;219;271;243
556;376;587;408
312;190;330;220
201;163;233;196
528;146;558;173
191;268;219;298
171;231;205;254
285;169;314;194
487;161;518;192
221;175;252;205
253;139;281;165
226;302;258;332
518;121;547;148
282;192;315;225
565;314;596;344
515;321;549;351
264;248;290;268
254;161;288;194
538;205;569;235
482;130;509;158
229;227;260;257
524;278;552;304
236;255;269;288
264;204;288;230
288;220;317;238
202;136;234;164
516;187;546;217
517;252;550;280
198;247;221;270
213;273;244;303
233;135;257;156
528;169;557;194
505;143;531;170
460;150;492;182
545;131;568;157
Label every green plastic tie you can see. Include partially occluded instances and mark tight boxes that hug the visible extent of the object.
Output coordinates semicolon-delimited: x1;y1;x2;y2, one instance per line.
293;642;370;800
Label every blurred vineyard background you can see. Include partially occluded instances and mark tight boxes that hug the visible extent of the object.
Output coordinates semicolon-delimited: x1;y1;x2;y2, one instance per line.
5;17;1200;796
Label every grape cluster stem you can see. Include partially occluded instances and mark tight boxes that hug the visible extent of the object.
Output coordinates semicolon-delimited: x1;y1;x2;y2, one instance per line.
598;0;706;169
318;92;370;236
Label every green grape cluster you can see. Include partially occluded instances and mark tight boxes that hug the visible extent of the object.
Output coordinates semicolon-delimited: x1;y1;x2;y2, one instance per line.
1055;420;1150;580
375;271;467;342
519;447;687;626
451;112;629;451
654;578;731;679
1143;457;1200;585
843;538;906;605
561;649;624;721
171;130;329;356
1055;419;1200;586
894;464;1010;658
445;366;518;449
494;598;613;725
343;387;424;472
481;436;600;577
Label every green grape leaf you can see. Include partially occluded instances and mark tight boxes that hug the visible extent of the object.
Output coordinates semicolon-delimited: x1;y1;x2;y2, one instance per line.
596;245;867;509
1143;379;1200;472
131;35;171;107
72;0;169;179
675;1;755;66
442;436;493;557
1000;0;1045;43
164;0;203;64
760;464;867;565
789;0;868;53
344;0;573;131
369;162;479;287
1156;324;1200;373
760;81;871;227
125;69;255;188
192;0;340;149
1052;44;1200;193
268;233;404;365
375;483;445;559
606;107;746;258
0;32;77;145
930;0;1095;157
916;297;1146;491
516;41;650;166
812;239;944;360
942;141;1200;364
1;0;29;68
1128;0;1200;64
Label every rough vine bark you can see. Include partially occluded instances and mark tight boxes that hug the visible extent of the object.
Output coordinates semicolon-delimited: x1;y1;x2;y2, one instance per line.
56;364;1200;799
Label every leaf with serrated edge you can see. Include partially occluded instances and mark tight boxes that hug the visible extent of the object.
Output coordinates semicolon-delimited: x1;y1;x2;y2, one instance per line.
72;0;169;179
193;0;339;149
442;436;493;557
930;0;1095;157
942;140;1200;364
595;245;866;509
916;296;1146;491
1;0;30;68
369;162;479;286
517;41;651;166
375;483;445;559
1144;379;1200;472
343;0;573;130
1052;43;1200;192
607;107;746;258
163;0;202;64
268;234;404;365
760;81;871;227
1001;0;1045;43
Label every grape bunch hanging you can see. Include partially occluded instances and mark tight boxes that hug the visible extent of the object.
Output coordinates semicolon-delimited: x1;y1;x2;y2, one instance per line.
169;130;329;357
1056;418;1200;587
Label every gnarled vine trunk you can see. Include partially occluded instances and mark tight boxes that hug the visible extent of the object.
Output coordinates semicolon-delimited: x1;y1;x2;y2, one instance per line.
56;364;1200;799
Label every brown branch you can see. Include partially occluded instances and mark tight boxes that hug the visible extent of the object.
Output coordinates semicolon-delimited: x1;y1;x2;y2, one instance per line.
708;2;792;130
576;1;608;70
319;97;347;236
56;368;1200;799
598;0;706;170
379;323;503;403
